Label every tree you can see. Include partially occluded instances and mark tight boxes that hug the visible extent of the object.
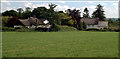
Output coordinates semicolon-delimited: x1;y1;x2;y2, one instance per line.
32;3;59;25
2;10;18;17
83;8;90;18
83;22;86;30
92;4;105;21
66;9;81;30
49;3;57;11
17;8;23;18
58;13;72;25
32;7;47;19
17;8;23;14
20;7;32;19
2;16;12;26
22;11;32;19
47;3;59;24
7;16;18;27
79;22;83;30
25;7;31;11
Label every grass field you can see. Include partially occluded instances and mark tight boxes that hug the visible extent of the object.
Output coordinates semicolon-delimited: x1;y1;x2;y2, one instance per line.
2;31;119;57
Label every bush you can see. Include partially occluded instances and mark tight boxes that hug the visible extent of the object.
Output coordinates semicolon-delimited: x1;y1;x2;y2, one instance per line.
49;24;60;32
58;25;77;31
35;28;49;32
108;27;119;32
2;27;15;31
15;27;36;32
2;16;12;26
86;28;99;31
67;20;74;26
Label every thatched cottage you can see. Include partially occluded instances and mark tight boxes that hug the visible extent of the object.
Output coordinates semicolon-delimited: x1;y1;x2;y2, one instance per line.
14;17;51;29
81;18;108;29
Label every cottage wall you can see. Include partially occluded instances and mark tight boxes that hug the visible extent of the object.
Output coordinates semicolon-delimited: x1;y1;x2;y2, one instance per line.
86;25;98;29
98;21;108;27
14;25;22;28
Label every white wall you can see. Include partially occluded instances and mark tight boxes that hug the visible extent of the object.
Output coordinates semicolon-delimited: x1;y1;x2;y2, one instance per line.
86;25;99;29
30;25;36;28
14;25;22;28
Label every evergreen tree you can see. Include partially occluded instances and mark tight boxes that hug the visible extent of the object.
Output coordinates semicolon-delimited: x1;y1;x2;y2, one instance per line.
83;22;86;30
92;4;105;21
83;8;90;18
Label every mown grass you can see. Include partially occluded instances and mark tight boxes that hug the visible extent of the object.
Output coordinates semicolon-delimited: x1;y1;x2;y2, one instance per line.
2;31;119;57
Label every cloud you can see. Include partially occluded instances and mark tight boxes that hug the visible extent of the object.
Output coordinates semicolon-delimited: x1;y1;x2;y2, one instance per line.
112;3;118;10
88;1;94;4
1;0;11;5
100;2;107;5
2;1;118;18
6;2;11;5
55;5;69;12
2;7;16;12
6;7;16;10
24;2;69;12
112;3;118;6
104;6;118;18
80;5;96;17
104;3;118;18
23;2;50;11
58;1;66;3
2;1;11;5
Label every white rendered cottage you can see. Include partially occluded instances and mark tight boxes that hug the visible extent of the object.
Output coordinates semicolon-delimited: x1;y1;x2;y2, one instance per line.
81;18;108;29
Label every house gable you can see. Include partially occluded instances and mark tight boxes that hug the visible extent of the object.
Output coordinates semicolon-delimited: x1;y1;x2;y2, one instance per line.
98;21;108;27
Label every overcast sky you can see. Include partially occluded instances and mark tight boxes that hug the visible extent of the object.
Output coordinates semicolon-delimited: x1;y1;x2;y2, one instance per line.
1;1;119;18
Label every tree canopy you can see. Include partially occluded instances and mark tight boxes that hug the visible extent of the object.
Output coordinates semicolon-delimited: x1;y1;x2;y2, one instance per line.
83;8;90;18
2;10;18;17
66;9;81;30
92;4;105;21
2;3;107;31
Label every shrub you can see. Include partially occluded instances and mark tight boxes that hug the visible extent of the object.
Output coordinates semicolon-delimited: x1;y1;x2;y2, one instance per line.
2;26;15;31
49;24;60;32
86;28;99;31
58;25;77;31
2;16;12;26
67;20;74;26
35;28;49;32
15;27;36;32
108;27;119;32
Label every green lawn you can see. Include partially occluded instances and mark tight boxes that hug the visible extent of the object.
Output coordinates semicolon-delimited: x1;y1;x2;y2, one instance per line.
2;31;119;57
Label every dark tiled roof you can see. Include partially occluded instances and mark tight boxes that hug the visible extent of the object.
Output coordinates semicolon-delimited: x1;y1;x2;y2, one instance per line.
81;18;99;25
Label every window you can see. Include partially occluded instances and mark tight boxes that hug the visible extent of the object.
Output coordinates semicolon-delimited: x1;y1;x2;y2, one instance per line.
88;25;90;27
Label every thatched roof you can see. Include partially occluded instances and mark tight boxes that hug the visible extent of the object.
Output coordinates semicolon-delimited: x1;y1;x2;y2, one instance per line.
18;17;49;27
81;18;99;25
28;17;40;26
19;19;30;26
38;18;47;24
